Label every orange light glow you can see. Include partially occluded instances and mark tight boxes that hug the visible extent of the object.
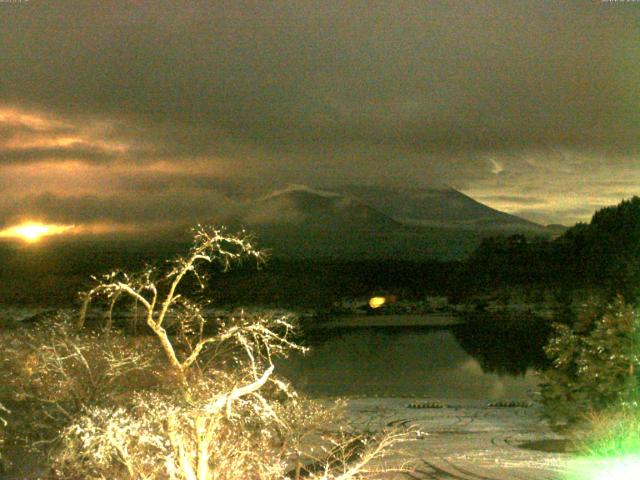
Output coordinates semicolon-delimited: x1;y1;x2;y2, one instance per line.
0;106;60;130
0;222;74;243
369;297;386;309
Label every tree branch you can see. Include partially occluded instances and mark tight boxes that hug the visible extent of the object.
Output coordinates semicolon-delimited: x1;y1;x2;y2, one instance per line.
209;365;274;417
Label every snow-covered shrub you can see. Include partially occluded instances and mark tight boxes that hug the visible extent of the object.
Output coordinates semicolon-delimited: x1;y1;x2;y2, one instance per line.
540;296;640;430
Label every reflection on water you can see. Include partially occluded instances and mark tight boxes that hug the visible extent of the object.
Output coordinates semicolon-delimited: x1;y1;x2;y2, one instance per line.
275;315;551;399
451;315;552;376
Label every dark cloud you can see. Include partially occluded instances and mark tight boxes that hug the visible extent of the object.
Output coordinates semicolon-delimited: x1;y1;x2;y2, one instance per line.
0;191;236;228
481;195;546;206
112;171;247;197
3;1;639;154
0;1;638;226
0;146;122;164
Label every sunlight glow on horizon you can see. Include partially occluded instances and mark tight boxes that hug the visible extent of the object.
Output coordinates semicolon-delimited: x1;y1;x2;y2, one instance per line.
0;222;75;243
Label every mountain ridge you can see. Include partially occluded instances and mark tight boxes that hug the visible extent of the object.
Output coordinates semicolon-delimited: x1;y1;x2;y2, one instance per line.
335;184;543;229
232;184;560;260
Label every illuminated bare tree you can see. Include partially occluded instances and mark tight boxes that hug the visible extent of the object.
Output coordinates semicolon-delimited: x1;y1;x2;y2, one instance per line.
77;225;290;382
46;225;415;479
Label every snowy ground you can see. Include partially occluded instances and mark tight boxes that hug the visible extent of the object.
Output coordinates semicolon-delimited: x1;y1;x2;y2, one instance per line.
329;397;572;480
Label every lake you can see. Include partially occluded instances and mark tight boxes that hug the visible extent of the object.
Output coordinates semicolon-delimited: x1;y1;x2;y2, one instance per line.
275;314;552;399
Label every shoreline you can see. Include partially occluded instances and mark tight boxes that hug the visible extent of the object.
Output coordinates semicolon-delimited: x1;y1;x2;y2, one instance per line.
313;313;463;328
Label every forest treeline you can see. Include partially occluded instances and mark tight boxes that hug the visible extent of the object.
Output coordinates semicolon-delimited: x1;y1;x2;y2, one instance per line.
462;196;640;303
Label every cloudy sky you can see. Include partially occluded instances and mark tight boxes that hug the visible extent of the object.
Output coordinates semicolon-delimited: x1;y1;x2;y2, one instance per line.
1;0;639;235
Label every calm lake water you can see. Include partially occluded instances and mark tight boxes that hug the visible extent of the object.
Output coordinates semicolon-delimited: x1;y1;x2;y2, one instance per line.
275;314;551;399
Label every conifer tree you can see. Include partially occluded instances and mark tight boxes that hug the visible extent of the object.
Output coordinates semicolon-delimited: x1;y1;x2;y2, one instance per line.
540;297;640;430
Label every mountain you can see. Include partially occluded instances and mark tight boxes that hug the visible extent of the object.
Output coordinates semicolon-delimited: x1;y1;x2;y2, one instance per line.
336;185;545;231
233;185;555;261
243;185;402;232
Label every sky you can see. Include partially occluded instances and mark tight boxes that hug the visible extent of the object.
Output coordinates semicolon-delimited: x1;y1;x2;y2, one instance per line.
0;0;639;235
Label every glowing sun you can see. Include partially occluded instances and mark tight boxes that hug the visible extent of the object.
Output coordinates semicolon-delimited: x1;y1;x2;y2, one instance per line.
0;222;75;243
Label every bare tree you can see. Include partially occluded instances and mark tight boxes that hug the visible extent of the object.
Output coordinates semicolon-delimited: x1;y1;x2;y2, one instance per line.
40;224;415;479
78;225;270;380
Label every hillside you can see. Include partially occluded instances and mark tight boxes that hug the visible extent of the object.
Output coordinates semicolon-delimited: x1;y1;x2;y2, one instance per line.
233;185;556;260
244;185;403;231
336;185;545;231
